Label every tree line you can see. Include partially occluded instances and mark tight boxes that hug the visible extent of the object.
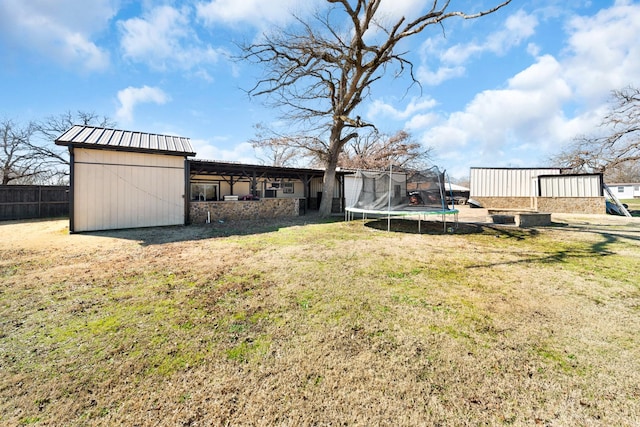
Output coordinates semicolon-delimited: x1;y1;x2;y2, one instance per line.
1;111;114;185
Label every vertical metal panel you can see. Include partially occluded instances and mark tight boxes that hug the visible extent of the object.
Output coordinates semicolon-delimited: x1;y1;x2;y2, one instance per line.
73;148;185;232
471;168;561;197
539;174;602;197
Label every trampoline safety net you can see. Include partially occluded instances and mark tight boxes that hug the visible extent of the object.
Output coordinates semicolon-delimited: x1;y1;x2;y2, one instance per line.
345;166;459;233
350;166;451;212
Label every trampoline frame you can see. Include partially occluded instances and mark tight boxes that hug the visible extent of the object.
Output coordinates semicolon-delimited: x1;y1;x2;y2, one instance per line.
345;206;459;233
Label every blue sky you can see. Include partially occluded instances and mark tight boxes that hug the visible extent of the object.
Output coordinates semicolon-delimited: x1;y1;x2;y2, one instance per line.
1;0;639;178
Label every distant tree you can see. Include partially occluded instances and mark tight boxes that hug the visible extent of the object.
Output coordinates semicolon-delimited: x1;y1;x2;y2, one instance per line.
338;130;431;170
30;110;116;183
603;161;640;183
449;175;470;188
242;0;512;215
552;86;640;178
250;124;310;167
0;119;42;185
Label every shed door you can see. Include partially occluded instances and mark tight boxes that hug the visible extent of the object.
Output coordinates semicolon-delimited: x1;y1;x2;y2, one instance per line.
73;148;185;232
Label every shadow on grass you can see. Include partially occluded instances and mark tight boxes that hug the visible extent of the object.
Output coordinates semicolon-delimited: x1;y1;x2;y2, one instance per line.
363;218;541;239
463;220;640;269
82;213;343;246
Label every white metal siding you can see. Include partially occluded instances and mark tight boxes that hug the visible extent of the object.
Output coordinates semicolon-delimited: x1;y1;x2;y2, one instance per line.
470;168;561;197
73;148;185;232
540;175;602;197
607;184;638;199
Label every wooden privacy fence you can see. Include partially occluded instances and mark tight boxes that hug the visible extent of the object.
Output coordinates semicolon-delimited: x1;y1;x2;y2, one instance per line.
0;185;69;221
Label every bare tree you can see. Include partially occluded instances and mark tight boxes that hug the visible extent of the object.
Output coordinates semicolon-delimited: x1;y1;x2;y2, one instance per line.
604;161;640;183
250;124;310;167
338;130;431;170
552;86;640;177
30;110;116;182
242;0;512;215
0;119;42;185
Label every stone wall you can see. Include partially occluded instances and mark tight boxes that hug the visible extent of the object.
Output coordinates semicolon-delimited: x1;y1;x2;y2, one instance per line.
189;198;300;224
535;197;605;214
472;197;534;210
474;196;605;214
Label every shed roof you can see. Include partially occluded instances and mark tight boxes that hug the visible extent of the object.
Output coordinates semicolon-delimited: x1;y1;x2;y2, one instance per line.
55;125;196;156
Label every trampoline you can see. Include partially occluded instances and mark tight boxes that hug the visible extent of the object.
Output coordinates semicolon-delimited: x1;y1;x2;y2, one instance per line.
345;166;459;233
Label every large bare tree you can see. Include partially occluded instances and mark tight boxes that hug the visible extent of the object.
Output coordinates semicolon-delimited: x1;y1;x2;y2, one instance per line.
552;86;640;179
338;130;431;170
242;0;512;215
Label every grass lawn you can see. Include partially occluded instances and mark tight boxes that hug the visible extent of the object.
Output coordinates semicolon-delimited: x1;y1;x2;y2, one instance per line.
1;215;640;426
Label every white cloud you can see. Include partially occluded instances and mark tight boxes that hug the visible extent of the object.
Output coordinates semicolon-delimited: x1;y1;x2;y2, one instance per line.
116;86;170;123
418;9;538;86
191;139;258;163
196;0;322;28
367;97;437;121
562;1;640;104
118;5;225;72
0;0;114;71
375;0;435;24
418;54;576;171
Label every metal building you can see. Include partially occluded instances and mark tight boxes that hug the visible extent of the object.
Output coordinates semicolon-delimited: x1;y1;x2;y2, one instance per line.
56;125;195;232
470;167;562;198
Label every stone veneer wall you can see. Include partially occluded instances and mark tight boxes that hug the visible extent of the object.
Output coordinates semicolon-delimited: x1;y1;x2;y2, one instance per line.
474;196;605;214
472;197;534;210
189;198;300;224
535;197;605;214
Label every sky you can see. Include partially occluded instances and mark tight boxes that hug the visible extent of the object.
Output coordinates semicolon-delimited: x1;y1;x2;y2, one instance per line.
1;0;639;179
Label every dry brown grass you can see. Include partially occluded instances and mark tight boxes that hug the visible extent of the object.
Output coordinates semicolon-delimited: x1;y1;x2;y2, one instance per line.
1;212;640;426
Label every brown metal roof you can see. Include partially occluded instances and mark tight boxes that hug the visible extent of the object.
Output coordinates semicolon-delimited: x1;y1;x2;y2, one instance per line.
55;125;196;156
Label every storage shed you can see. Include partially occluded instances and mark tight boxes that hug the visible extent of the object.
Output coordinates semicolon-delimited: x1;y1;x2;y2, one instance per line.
55;125;195;232
470;167;606;214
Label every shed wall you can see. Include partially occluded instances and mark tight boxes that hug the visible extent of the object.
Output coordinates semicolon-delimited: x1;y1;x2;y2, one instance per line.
539;175;602;197
72;148;185;232
471;168;561;197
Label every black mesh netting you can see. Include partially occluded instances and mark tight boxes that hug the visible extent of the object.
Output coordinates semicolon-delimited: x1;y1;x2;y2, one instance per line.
350;167;451;212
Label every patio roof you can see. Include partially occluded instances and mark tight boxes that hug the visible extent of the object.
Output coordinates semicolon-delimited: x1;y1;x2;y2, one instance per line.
188;159;352;181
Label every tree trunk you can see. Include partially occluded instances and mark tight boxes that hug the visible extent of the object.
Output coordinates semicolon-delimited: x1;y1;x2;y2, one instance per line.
318;127;344;216
319;156;338;216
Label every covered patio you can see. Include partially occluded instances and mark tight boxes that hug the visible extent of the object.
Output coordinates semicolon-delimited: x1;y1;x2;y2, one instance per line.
186;160;351;223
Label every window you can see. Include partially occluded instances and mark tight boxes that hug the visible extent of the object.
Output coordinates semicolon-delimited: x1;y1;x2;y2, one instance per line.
191;182;218;201
283;182;294;194
635;186;639;191
394;184;401;199
618;186;625;193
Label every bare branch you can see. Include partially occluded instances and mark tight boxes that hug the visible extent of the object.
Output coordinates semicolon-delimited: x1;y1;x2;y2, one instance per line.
240;0;512;215
551;86;640;181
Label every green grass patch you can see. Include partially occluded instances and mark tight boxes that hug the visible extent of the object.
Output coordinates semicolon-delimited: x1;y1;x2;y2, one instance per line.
1;217;640;426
